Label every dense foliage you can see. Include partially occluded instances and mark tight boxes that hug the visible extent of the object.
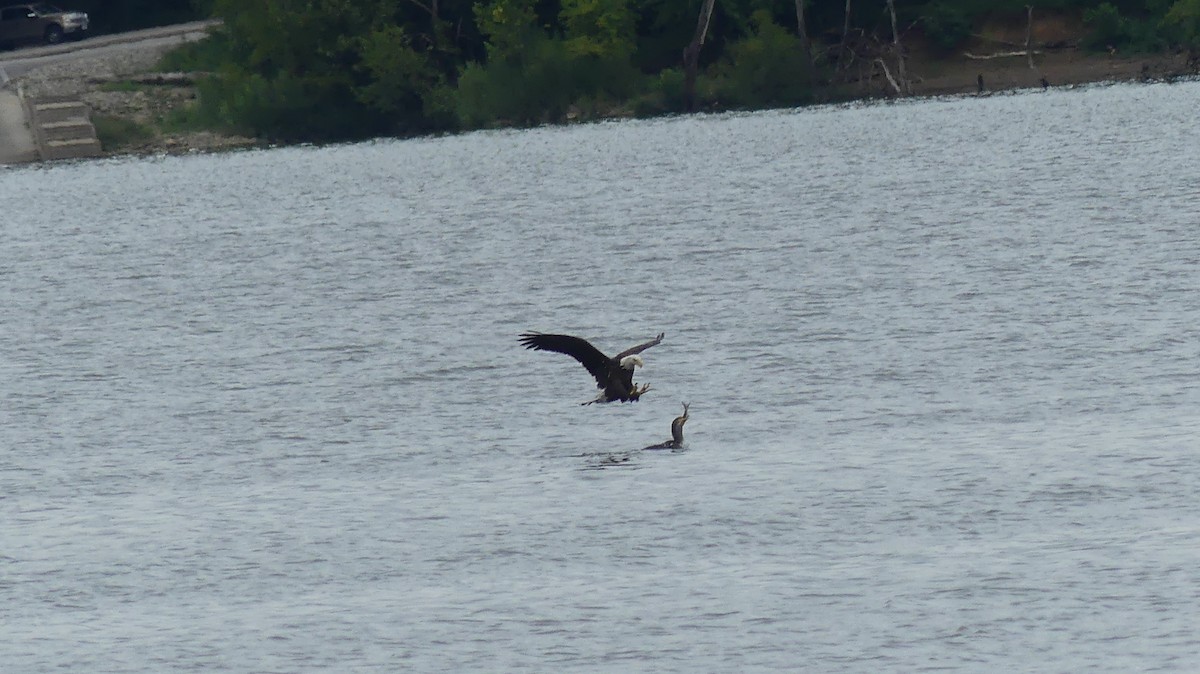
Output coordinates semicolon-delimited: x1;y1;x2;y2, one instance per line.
148;0;1198;141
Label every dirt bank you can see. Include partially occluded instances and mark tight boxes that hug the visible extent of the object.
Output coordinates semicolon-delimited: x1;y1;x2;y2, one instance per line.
900;12;1196;97
906;46;1195;98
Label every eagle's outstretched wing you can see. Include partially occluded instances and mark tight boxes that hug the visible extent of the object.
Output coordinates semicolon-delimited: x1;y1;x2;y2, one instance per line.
614;332;665;361
519;332;612;386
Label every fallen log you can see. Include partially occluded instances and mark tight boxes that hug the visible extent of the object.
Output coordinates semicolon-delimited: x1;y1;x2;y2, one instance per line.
876;58;903;95
963;50;1043;60
87;72;203;86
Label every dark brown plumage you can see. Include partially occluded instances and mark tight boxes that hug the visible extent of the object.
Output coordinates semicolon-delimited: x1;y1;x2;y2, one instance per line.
519;331;664;404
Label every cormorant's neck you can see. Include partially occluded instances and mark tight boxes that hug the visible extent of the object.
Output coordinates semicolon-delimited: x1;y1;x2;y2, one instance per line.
671;418;686;443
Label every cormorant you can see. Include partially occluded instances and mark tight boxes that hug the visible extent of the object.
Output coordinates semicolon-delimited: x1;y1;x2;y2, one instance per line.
644;403;689;450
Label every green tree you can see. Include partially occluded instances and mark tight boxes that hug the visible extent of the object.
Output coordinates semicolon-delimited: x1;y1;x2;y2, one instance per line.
559;0;641;104
560;0;636;58
357;24;450;132
1164;0;1200;50
196;0;466;139
474;0;541;63
196;0;382;138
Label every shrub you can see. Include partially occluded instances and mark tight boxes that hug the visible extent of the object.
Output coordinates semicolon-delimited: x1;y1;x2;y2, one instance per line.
159;101;212;134
93;115;154;150
421;83;461;132
455;38;575;127
1083;2;1166;52
454;36;642;128
627;69;686;117
356;25;443;134
656;68;687;109
1083;3;1132;49
711;10;815;110
195;71;381;141
1163;0;1200;50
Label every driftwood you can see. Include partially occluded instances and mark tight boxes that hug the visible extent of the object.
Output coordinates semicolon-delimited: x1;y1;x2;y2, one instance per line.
682;0;717;112
835;27;909;95
875;58;903;95
966;6;1045;73
884;0;910;95
963;50;1043;60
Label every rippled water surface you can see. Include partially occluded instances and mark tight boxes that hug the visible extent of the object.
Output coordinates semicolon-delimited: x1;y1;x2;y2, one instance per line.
4;81;1200;672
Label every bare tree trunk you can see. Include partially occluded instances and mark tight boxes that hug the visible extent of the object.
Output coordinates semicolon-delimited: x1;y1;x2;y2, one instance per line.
1024;5;1036;70
885;0;909;95
876;58;903;95
683;0;718;112
838;0;852;70
794;0;814;76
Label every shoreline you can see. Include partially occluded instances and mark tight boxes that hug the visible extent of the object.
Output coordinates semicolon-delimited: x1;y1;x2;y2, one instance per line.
906;48;1196;98
7;36;1197;162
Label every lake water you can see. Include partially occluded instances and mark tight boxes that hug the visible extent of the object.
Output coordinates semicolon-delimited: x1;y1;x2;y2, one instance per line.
3;80;1200;672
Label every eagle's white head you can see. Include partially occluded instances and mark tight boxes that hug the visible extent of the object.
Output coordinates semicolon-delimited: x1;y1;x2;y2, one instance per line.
619;354;644;370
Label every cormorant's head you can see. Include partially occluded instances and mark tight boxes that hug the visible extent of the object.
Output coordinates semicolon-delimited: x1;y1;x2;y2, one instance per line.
671;403;690;444
619;354;644;370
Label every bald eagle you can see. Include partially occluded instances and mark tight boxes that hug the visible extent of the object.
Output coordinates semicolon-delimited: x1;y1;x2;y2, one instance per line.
644;403;689;450
519;331;664;404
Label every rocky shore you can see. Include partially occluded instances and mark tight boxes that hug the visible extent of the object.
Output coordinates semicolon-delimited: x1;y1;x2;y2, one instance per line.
13;39;257;157
904;45;1195;97
10;27;1196;160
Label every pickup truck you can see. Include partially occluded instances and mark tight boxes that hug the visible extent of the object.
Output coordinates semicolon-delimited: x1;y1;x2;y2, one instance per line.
0;3;88;48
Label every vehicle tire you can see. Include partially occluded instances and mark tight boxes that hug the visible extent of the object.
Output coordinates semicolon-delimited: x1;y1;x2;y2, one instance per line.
44;25;64;45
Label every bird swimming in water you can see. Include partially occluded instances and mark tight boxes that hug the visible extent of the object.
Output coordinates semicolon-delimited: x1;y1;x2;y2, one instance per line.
644;403;689;450
519;331;664;404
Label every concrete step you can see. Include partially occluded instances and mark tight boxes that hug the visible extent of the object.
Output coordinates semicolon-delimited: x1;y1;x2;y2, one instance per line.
33;100;90;124
26;96;102;161
43;137;102;160
41;120;98;142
